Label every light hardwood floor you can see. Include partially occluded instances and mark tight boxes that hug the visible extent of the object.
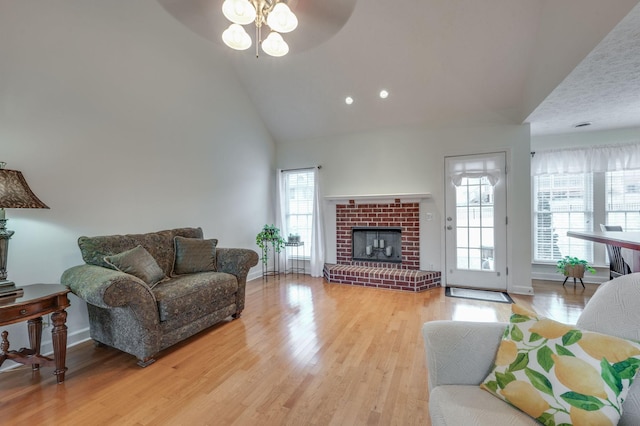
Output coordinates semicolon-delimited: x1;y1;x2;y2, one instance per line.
0;277;598;425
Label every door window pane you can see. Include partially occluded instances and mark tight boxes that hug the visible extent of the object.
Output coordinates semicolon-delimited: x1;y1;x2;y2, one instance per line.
457;248;469;269
456;207;468;227
457;231;468;247
455;176;495;271
481;206;494;227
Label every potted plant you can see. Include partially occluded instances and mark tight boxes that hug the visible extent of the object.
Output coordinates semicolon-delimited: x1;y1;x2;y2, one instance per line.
288;233;300;243
556;256;596;279
256;224;286;265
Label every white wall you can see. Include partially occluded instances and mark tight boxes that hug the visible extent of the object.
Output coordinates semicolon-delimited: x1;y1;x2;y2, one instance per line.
278;123;533;294
0;0;275;364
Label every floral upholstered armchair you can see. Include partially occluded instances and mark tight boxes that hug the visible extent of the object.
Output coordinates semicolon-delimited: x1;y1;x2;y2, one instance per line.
62;227;258;366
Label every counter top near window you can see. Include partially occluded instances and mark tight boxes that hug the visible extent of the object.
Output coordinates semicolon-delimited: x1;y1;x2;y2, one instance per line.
567;230;640;251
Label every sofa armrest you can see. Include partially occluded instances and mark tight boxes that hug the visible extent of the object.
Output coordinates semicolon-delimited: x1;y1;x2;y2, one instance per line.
216;248;259;280
216;248;259;315
61;264;157;310
422;320;507;391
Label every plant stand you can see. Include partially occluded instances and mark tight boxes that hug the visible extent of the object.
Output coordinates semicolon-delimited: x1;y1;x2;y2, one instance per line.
261;240;280;281
562;265;585;288
285;241;305;277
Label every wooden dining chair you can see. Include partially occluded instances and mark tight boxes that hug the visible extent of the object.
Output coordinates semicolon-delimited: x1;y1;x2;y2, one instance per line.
600;224;632;279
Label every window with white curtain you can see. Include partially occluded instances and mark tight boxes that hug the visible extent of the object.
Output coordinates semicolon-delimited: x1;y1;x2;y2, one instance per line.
282;169;315;258
533;173;593;262
532;142;640;264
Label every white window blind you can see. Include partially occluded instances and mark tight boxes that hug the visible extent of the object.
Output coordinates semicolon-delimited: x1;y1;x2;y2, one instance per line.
533;173;593;262
282;169;315;257
606;169;640;231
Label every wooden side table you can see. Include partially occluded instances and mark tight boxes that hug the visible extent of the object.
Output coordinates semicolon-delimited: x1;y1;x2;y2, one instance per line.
0;284;70;383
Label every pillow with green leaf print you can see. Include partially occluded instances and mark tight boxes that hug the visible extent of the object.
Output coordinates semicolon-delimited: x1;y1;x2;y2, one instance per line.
480;304;640;426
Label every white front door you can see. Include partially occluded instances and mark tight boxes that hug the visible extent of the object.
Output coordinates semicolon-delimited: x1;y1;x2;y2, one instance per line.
444;152;507;291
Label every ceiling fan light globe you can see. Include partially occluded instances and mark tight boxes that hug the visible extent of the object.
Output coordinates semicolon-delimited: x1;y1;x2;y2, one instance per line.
222;0;256;25
222;23;252;50
262;31;289;57
267;3;298;33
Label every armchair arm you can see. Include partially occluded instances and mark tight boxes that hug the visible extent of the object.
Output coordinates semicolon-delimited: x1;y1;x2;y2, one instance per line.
216;248;259;279
422;320;507;391
60;264;157;311
216;248;259;314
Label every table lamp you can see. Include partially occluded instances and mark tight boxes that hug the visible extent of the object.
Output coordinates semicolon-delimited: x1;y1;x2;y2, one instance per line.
0;162;49;290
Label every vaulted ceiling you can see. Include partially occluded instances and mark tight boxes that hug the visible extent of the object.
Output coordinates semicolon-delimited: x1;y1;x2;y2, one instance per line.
158;0;640;143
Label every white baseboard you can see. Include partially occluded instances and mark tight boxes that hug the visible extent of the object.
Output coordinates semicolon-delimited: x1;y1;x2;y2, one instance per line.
531;271;608;284
508;285;535;295
246;270;312;282
247;270;263;282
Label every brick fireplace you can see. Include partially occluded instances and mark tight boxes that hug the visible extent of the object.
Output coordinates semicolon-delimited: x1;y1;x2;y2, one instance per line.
336;200;419;268
323;196;441;292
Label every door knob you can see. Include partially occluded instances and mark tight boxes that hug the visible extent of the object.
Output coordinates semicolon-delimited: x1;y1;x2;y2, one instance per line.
447;225;453;230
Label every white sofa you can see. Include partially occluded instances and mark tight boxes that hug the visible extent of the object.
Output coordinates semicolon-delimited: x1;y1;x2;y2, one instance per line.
422;274;640;426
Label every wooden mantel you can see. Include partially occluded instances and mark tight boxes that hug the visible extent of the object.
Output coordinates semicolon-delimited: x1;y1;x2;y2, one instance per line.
325;193;431;204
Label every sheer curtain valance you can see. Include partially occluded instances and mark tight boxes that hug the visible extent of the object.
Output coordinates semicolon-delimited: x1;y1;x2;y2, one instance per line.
449;156;501;186
532;142;640;175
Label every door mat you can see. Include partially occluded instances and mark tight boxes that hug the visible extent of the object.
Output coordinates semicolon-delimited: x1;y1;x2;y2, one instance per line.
445;287;513;304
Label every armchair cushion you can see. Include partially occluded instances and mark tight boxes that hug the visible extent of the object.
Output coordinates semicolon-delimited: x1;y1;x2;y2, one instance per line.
104;245;166;286
422;320;507;390
481;304;640;425
153;272;237;323
78;227;204;276
430;385;539;426
172;236;218;275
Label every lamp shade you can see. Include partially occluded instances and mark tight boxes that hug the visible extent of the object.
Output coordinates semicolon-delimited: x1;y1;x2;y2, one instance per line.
267;3;298;33
0;168;49;209
222;0;256;25
262;31;289;57
222;23;252;50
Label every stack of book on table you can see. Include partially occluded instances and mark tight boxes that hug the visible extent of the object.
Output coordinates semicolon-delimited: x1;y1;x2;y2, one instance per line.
0;281;24;299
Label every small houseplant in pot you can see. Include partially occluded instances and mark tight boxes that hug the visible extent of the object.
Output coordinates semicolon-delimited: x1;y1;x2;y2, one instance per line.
256;224;286;266
556;256;596;287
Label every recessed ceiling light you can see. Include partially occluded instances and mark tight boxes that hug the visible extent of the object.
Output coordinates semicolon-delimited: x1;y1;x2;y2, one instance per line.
379;89;389;99
574;121;592;128
345;96;354;105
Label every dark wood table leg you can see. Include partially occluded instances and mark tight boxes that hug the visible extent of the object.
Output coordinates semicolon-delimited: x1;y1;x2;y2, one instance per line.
0;330;9;367
28;316;43;370
50;310;68;384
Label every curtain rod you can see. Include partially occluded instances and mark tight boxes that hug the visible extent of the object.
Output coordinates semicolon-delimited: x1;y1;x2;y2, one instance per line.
280;165;321;172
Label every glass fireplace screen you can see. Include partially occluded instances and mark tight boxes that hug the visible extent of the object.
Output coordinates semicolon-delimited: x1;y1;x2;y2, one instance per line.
351;227;402;263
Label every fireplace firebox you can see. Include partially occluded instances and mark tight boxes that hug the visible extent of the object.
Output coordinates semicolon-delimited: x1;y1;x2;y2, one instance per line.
352;227;402;263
